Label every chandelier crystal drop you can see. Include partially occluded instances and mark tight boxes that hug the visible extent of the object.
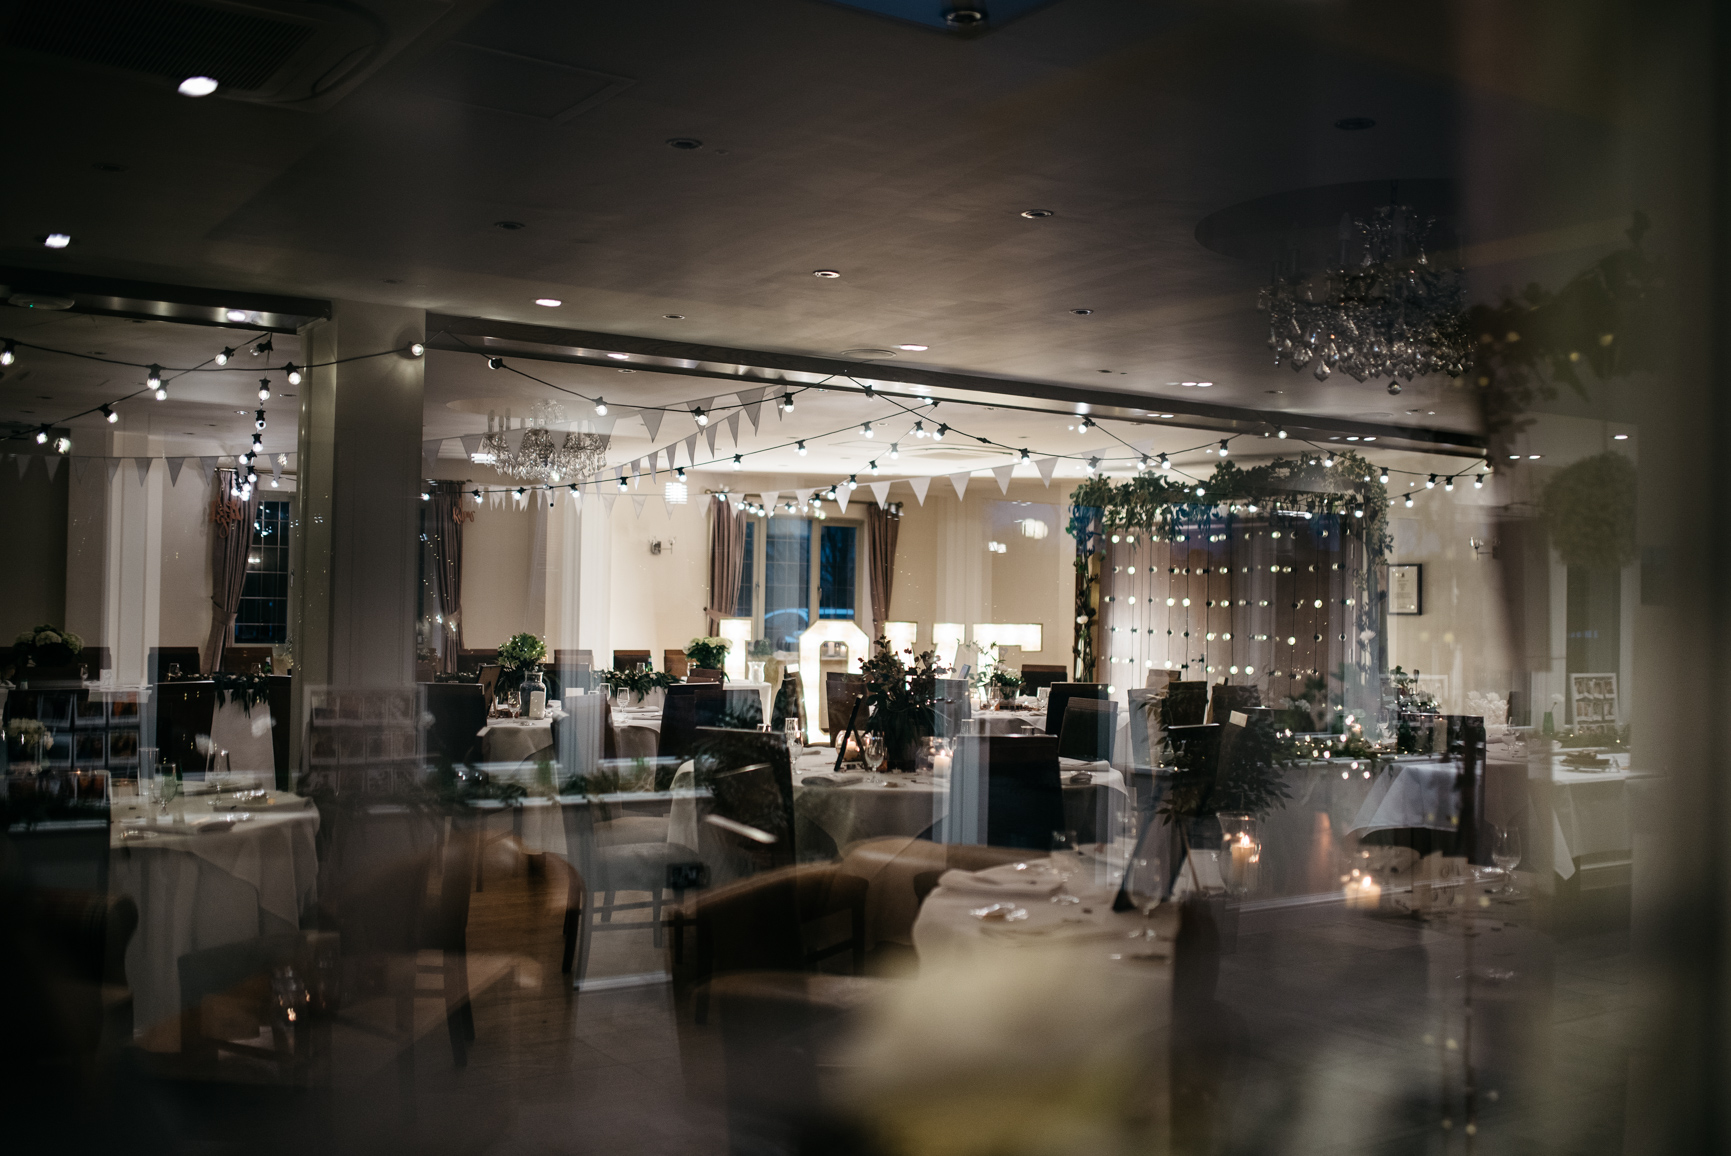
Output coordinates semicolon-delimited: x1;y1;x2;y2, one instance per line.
1258;205;1470;384
470;400;609;484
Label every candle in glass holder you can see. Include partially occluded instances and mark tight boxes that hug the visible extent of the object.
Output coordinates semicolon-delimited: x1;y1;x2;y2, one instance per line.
1227;833;1258;888
1344;874;1382;909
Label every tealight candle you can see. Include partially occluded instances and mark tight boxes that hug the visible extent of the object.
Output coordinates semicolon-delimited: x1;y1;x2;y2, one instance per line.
1344;875;1382;910
1227;833;1258;888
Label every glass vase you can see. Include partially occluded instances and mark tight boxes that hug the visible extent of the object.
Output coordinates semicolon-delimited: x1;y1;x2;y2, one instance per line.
1217;812;1261;897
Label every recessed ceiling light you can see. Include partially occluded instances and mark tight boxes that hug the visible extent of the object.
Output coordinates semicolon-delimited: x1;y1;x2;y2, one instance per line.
1612;433;1630;440
1334;117;1376;131
1070;308;1093;315
1196;381;1213;388
1021;209;1054;219
225;309;248;322
664;314;685;319
42;233;71;249
535;298;562;307
178;76;218;97
813;269;841;278
494;220;526;230
666;138;703;150
896;344;928;351
606;352;630;360
945;7;986;25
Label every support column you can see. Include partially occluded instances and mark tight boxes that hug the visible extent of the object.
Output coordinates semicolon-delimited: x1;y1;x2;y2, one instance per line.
546;494;610;671
291;301;425;723
101;428;165;687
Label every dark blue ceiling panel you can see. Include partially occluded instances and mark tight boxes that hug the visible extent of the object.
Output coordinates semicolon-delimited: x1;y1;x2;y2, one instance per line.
815;0;1062;34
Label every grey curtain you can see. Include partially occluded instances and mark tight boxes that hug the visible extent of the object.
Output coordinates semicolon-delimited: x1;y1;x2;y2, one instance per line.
708;498;745;634
203;467;258;675
866;503;900;642
428;480;467;673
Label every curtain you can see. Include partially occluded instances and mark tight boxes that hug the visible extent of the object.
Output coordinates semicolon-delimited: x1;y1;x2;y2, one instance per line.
707;498;745;634
203;467;258;675
866;503;900;642
428;480;467;673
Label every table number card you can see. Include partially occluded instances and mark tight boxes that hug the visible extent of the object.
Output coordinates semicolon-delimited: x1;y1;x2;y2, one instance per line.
1389;564;1423;615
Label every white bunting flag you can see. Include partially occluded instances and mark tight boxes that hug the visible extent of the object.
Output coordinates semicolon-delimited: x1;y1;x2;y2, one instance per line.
107;458;122;485
869;480;891;508
199;456;217;482
704;422;719;456
665;445;679;472
459;434;484;461
908;476;931;505
950;470;971;500
736;386;766;432
835;484;851;514
1036;456;1059;486
762;490;779;512
649;453;659;483
72;456;91;484
44;455;62;482
641;406;665;442
135;457;153;486
601;493;618;516
166;457;186;486
685;433;699;467
991;463;1014;494
631;495;647;518
725;411;742;446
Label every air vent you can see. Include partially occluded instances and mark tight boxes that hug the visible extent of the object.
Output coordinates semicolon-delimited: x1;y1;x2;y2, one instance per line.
5;0;313;90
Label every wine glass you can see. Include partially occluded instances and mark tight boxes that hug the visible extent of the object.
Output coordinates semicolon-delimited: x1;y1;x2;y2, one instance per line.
784;717;805;765
862;734;886;783
1049;829;1083;903
1492;826;1523;895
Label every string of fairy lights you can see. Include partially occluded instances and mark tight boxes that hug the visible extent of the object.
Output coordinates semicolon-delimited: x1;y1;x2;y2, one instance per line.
0;329;1499;513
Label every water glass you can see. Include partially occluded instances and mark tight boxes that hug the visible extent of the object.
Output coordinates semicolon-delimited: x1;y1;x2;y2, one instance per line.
784;717;804;760
862;734;887;782
1050;829;1084;902
1492;826;1523;895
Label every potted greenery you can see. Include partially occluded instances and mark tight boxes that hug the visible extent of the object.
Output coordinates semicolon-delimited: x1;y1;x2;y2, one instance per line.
600;664;676;706
858;638;946;771
9;624;86;684
497;632;547;701
685;636;730;680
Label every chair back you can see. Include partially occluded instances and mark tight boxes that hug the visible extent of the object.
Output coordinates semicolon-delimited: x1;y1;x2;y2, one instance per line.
424;681;487;767
932;677;971;737
980;734;1065;849
771;672;803;730
475;663;502;708
1126;688;1161;768
663;649;692;679
824;672;865;746
685;667;726;683
613;649;652;671
659;683;724;762
691;727;797;876
1208;682;1262;724
1164;681;1209;727
1019;664;1068;693
1058;699;1120;762
723;686;763;727
1043;682;1105;736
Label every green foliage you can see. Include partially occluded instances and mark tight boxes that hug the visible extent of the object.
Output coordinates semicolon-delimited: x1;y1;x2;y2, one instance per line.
685;637;730;670
598;664;677;695
1541;451;1637;569
1157;716;1297;823
497;632;547;670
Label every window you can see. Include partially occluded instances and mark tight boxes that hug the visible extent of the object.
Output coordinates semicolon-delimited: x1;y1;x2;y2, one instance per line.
737;514;865;650
735;519;756;618
763;518;812;650
234;500;290;645
818;524;857;620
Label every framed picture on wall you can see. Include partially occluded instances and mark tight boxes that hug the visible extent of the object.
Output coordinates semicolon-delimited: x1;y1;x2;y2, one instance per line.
1389;564;1423;615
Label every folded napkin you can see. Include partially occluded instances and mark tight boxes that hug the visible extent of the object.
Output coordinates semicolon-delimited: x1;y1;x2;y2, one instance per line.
935;864;1064;898
800;774;863;788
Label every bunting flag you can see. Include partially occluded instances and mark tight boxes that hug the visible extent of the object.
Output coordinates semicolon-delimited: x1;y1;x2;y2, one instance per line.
950;470;971;500
665;445;679;473
134;457;152;485
685;433;699;467
908;476;932;505
641;406;665;442
664;496;676;520
601;493;618;516
72;456;92;484
1036;456;1059;486
106;458;122;485
166;457;185;486
725;411;742;446
704;422;719;456
835;484;851;514
761;489;779;512
649;453;659;483
991;463;1014;493
869;480;891;508
15;455;33;481
459;434;484;461
44;455;63;482
736;386;766;432
199;456;217;481
631;495;647;518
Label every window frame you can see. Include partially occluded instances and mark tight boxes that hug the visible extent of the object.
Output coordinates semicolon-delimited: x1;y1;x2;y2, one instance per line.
740;512;867;647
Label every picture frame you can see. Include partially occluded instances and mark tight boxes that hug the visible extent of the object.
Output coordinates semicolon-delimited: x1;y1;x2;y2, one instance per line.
74;696;107;727
1389;564;1423;615
73;730;108;767
106;727;140;769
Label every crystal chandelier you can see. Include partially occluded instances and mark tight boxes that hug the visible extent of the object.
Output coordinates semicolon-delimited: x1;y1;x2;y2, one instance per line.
471;401;609;484
1258;205;1470;392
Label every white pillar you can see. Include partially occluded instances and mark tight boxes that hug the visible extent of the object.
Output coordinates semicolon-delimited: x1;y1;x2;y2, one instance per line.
101;430;164;687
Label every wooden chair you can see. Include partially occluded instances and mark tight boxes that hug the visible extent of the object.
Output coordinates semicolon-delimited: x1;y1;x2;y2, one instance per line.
1208;682;1262;724
659;683;725;763
1058;698;1120;762
824;673;864;747
149;646;202;682
1042;682;1105;736
663;650;692;679
475;664;501;709
424;681;488;766
1019;664;1068;693
613;649;652;671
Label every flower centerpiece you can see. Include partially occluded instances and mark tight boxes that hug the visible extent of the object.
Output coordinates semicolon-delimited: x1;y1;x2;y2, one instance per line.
496;632;547;698
685;637;730;679
9;624;85;682
599;663;676;705
858;638;947;771
6;718;53;766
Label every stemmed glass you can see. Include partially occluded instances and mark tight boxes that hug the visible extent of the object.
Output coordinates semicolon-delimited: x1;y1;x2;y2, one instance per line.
862;734;886;784
784;718;805;766
1492;826;1523;895
1050;829;1084;904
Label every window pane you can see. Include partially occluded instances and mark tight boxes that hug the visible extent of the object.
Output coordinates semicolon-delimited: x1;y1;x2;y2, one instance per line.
235;500;291;645
818;524;856;620
763;518;810;650
735;519;756;618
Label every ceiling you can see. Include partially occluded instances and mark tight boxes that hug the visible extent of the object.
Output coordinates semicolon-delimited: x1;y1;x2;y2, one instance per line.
0;0;1637;474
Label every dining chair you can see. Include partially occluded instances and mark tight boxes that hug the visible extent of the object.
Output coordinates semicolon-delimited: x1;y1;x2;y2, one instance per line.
723;686;764;727
1126;688;1161;768
663;649;692;679
613;649;652;671
1042;682;1105;736
475;663;502;709
824;673;865;747
424;681;487;767
1164;681;1209;727
1018;664;1068;693
659;683;725;763
1207;682;1262;724
1058;698;1120;763
937;734;1065;850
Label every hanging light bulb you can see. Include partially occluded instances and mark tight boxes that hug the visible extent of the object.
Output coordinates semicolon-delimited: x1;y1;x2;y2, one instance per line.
617;475;628;491
1020;448;1031;462
861;422;874;438
1323;452;1335;467
847;475;858;490
595;397;608;415
1405;493;1415;508
215;346;233;366
35;425;49;444
154;383;168;401
102;404;117;424
869;460;879;475
1077;416;1093;434
1218;439;1230;457
255;409;267;430
285;363;302;385
732;454;743;470
1086;456;1100;475
889;443;899;460
1354;503;1365;519
1158;453;1170;471
1474;473;1485;489
257;379;271;401
675;467;686;480
826;487;838;500
1444;476;1455;492
147;364;161;388
914;421;928;438
515;488;526;499
934;424;948;441
693;407;708;426
487;357;504;370
1138;455;1150;472
1378;467;1389;484
248;469;258;484
1426;474;1437;489
251;434;263;453
782;392;795;412
0;339;16;366
1276;427;1287;438
796;441;807;456
408;342;426;358
253;337;273;357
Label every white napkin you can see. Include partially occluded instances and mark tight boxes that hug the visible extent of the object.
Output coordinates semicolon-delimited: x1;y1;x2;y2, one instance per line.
935;864;1064;898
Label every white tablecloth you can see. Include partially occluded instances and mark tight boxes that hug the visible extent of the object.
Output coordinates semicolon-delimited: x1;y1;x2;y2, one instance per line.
481;717;554;764
207;698;276;774
109;793;320;1043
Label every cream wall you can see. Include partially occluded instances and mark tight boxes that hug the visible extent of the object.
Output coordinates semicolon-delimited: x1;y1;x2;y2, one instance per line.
607;490;710;666
0;456;68;641
159;466;215;646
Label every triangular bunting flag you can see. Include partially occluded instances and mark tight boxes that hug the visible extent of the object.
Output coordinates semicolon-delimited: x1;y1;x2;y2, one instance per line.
16;455;33;481
631;495;647;518
106;458;121;485
1036;456;1058;486
908;476;931;505
835;484;851;514
761;490;779;512
992;464;1014;493
641;406;665;442
601;493;618;515
704;422;719;456
869;480;891;508
685;433;699;467
950;471;971;500
503;428;529;454
72;456;91;484
664;497;675;520
459;434;484;461
166;457;185;486
665;445;678;473
725;411;741;446
135;457;152;486
44;455;62;482
199;456;217;481
736;387;766;432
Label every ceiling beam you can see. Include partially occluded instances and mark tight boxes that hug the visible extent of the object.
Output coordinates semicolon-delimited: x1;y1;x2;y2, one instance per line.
0;265;329;333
